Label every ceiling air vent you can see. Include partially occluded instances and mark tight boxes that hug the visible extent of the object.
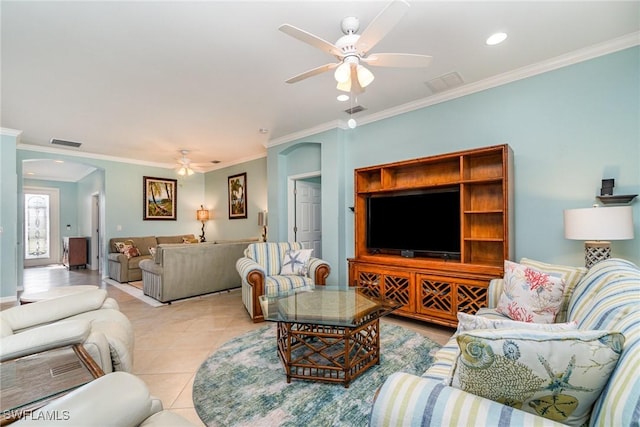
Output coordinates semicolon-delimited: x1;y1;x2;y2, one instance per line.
50;138;82;148
425;72;464;94
344;105;366;115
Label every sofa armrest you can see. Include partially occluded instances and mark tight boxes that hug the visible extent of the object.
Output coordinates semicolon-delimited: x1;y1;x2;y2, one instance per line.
2;290;109;333
370;372;565;427
0;320;90;361
12;372;169;427
307;257;330;285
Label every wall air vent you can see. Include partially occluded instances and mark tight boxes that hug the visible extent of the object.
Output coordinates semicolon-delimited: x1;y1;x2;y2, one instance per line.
50;138;82;148
344;105;366;115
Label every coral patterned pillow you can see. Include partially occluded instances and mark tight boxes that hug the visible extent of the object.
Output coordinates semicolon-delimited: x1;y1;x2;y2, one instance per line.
496;260;565;323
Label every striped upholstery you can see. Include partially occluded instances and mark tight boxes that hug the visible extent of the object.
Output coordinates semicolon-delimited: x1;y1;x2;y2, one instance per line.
370;258;640;427
236;242;330;319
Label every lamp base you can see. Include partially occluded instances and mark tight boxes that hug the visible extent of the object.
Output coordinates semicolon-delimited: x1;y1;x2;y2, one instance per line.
200;222;206;243
584;241;611;269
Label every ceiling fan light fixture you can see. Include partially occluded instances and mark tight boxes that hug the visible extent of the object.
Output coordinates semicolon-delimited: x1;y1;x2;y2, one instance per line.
356;65;375;88
334;62;352;83
336;79;351;92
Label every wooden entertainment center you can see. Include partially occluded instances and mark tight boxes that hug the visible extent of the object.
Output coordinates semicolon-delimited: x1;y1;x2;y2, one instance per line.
348;144;514;327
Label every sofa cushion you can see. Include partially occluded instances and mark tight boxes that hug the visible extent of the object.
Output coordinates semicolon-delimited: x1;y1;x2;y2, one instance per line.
156;234;196;244
451;329;624;426
280;249;313;275
456;313;578;334
519;258;587;323
264;275;313;297
496;260;565;323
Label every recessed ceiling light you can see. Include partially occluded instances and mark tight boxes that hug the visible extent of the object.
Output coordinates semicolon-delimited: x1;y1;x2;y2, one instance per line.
259;128;269;134
337;94;349;102
486;32;507;46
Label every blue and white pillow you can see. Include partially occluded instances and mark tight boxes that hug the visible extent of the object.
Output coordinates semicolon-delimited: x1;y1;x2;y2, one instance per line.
280;249;313;276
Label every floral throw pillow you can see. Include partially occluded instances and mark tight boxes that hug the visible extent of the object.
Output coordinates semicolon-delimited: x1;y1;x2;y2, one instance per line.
496;260;565;323
451;329;624;426
123;246;140;259
280;249;313;276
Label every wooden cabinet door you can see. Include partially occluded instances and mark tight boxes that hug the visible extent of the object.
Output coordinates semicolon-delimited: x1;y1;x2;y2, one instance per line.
352;265;413;313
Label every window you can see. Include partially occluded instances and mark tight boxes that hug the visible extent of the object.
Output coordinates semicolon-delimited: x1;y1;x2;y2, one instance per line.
25;193;50;259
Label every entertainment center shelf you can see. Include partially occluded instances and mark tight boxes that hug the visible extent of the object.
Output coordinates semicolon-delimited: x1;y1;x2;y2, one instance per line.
349;144;514;327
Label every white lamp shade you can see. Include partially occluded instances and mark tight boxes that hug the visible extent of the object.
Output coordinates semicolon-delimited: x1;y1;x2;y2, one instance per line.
334;62;351;83
564;206;634;241
356;65;374;88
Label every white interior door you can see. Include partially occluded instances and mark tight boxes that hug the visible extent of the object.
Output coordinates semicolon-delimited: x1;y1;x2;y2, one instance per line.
294;180;322;258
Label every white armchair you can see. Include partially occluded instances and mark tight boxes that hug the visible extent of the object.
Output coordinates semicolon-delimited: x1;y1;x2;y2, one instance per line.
0;289;134;373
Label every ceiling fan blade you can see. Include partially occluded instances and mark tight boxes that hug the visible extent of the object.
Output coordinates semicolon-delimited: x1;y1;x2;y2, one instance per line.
363;53;433;68
279;24;343;58
285;63;339;84
356;0;410;55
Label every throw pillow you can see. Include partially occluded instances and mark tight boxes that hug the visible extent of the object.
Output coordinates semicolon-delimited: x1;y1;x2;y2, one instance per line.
451;329;624;426
148;247;156;256
456;312;578;334
519;258;587;323
183;237;199;244
124;246;140;259
280;249;313;276
496;260;565;323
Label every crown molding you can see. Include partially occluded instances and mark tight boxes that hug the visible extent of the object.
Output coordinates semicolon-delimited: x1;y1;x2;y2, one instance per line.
267;32;640;148
1;128;23;138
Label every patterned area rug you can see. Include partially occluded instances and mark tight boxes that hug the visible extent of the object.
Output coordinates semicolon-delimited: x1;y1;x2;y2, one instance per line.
193;322;440;427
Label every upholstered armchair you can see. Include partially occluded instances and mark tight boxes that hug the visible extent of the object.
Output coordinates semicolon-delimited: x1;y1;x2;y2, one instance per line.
0;289;134;373
236;242;330;322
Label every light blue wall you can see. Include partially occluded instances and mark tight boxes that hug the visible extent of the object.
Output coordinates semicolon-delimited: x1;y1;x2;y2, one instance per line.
1;132;19;300
203;157;267;241
269;47;640;285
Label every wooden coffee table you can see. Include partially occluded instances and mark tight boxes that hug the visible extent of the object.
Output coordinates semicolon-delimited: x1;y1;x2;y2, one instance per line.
0;345;104;425
261;286;401;388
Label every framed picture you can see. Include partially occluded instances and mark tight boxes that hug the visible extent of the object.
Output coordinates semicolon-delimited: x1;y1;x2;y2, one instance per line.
143;176;177;220
228;172;247;219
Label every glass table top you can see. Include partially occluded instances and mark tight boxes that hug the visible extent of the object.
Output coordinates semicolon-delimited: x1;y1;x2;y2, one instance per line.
260;285;401;328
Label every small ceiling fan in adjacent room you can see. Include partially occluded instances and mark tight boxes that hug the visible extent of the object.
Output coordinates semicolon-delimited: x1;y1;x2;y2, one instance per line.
279;0;433;94
175;150;209;176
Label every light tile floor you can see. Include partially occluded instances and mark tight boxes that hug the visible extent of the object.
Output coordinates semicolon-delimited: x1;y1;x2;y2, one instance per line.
6;266;455;426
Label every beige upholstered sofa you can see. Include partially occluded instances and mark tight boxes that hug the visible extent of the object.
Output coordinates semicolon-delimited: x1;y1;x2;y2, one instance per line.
107;234;198;283
139;240;256;303
0;289;134;374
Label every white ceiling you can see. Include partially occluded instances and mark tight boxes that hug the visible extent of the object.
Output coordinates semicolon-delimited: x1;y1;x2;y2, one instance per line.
2;1;639;180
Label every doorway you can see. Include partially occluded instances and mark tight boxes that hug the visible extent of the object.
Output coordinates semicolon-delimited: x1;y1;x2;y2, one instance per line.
288;173;322;257
23;187;60;267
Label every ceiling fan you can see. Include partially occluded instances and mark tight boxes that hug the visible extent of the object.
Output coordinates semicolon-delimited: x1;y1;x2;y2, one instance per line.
279;0;432;94
175;150;209;176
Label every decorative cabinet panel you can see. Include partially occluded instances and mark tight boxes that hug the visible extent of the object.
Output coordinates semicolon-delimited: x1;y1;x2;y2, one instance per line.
353;266;413;314
349;144;512;327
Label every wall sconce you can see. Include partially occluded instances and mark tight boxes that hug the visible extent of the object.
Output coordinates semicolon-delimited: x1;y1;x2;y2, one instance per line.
563;205;634;268
197;205;210;242
258;210;268;242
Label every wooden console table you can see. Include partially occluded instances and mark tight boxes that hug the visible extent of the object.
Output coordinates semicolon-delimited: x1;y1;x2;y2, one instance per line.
0;345;104;425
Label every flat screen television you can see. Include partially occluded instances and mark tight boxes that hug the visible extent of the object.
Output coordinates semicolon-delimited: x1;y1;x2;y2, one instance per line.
366;187;461;259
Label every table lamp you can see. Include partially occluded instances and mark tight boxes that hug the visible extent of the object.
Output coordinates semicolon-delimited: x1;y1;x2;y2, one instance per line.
197;205;210;242
563;205;634;268
258;210;268;242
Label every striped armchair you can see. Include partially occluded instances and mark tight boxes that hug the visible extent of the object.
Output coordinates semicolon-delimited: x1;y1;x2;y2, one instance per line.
236;242;330;322
370;258;640;426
